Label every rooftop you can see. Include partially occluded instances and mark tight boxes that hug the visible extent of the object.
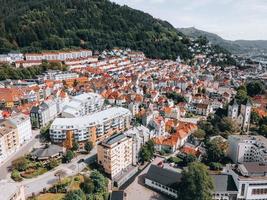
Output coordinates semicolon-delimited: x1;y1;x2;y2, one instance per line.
102;133;127;146
211;175;238;192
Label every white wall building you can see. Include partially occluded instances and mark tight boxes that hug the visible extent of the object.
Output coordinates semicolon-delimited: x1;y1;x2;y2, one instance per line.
228;135;267;164
61;93;104;118
8;114;32;145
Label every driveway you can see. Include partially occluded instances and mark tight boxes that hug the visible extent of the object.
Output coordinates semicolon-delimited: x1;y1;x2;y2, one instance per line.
125;157;170;200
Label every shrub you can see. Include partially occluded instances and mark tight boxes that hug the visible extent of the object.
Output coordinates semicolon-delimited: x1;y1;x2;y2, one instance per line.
209;162;223;171
11;170;23;182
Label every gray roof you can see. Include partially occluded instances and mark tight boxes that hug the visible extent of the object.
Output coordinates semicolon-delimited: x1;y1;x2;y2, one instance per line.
109;191;125;200
212;175;237;192
102;133;127;145
146;165;182;189
31;144;63;159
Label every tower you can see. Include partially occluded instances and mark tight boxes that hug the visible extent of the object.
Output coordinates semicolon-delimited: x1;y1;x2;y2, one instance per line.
240;101;252;132
228;99;239;120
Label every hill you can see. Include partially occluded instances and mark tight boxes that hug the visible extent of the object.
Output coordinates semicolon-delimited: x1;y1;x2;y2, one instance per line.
177;27;267;55
0;0;193;60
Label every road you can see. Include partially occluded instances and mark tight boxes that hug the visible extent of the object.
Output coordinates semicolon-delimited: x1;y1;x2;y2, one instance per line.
125;157;170;200
0;130;41;179
23;148;97;197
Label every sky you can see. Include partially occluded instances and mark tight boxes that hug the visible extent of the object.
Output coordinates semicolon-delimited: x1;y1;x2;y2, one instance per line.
111;0;267;41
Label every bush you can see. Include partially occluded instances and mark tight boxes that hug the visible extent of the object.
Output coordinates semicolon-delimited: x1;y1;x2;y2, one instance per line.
64;150;75;163
12;157;29;171
11;170;23;182
209;162;223;171
46;159;59;170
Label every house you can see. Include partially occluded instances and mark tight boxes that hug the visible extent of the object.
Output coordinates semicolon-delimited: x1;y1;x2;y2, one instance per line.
30;144;65;161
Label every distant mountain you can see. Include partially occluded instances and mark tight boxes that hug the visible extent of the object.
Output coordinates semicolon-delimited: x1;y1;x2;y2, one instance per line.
177;27;267;55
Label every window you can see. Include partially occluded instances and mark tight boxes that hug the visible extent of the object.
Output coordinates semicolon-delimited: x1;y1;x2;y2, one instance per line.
241;184;245;196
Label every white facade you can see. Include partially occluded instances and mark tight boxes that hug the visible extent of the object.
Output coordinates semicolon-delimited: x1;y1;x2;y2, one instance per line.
145;179;178;198
8;114;32;145
225;164;267;200
228;135;267;164
61;93;104;118
50;107;132;143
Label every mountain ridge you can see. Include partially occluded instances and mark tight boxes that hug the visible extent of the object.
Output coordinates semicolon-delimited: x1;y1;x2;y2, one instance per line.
177;27;267;55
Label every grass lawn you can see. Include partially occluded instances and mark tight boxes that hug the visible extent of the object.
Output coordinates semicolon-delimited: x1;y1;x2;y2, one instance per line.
69;175;84;190
36;193;65;200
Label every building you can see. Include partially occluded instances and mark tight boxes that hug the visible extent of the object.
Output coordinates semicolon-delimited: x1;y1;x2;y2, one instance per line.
124;126;152;165
0;122;19;163
7;114;32;145
62;93;104;118
145;164;181;198
30;99;58;128
44;70;79;81
109;191;127;200
30;144;65;161
50;107;132;147
212;175;238;200
228;100;252;132
97;133;133;179
228;135;267;164
0;181;25;200
225;163;267;200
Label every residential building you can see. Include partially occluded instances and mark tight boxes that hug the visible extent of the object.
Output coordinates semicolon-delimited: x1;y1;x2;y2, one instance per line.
7;114;32;145
50;107;132;147
61;93;104;118
0;122;19;163
0;181;25;200
30;99;58;128
228;135;267;164
212;175;238;200
44;70;79;81
225;163;267;200
97;133;133;178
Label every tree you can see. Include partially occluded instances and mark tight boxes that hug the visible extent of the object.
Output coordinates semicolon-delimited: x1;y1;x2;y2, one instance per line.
246;81;265;97
64;150;74;163
84;141;93;153
90;170;108;193
177;162;214;200
259;125;267;137
11;169;23;182
64;190;86;200
12;157;29;171
183;154;197;165
46;159;59;170
139;140;155;163
218;117;239;134
235;88;248;105
192;129;206;140
72;141;79;152
251;111;260;125
80;176;95;194
206;140;226;163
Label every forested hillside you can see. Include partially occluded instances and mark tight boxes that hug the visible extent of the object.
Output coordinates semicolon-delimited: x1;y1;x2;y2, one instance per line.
0;0;192;59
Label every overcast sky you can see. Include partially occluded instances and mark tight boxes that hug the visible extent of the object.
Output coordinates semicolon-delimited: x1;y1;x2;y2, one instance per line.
111;0;267;41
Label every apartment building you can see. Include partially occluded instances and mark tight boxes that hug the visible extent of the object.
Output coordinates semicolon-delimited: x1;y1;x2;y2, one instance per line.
7;114;32;145
228;135;267;164
50;107;132;146
0;181;25;200
30;99;58;128
61;93;104;118
44;70;79;81
97;133;133;178
0;122;19;163
225;163;267;200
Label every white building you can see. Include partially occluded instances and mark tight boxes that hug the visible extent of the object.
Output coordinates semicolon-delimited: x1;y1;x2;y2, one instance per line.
8;114;32;145
61;93;104;118
44;70;79;81
225;163;267;200
50;107;132;143
228;135;267;164
124;126;152;165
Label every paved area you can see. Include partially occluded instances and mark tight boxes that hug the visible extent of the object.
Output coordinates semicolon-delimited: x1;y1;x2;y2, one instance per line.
0;130;41;179
23;148;96;197
125;157;170;200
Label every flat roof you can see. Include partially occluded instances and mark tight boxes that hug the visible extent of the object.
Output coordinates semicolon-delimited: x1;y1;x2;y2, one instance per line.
102;133;127;145
51;107;131;128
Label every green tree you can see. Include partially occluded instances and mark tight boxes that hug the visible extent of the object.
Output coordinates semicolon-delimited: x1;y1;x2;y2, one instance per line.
64;189;86;200
90;170;108;193
11;169;23;182
259;125;267;137
12;157;29;171
84;141;93;153
251;111;260;125
177;162;214;200
46;159;59;170
205;140;226;163
246;81;265;97
80;176;95;194
64;150;74;163
183;154;197;165
192;129;206;140
72;141;79;152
